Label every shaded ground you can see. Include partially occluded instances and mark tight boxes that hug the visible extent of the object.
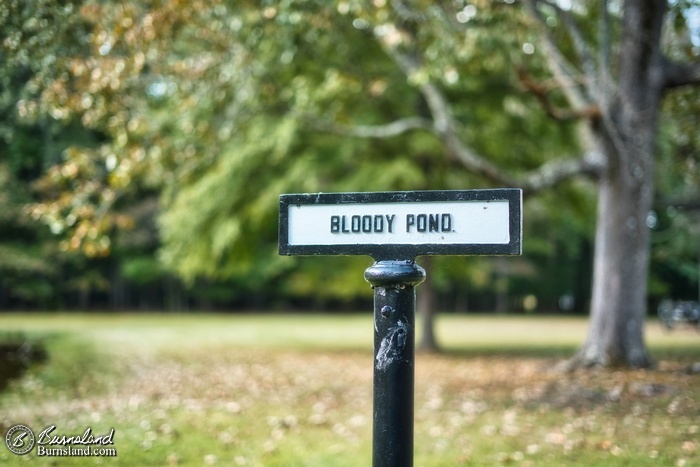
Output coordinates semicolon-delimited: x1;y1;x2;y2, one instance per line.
1;313;698;466
0;334;47;390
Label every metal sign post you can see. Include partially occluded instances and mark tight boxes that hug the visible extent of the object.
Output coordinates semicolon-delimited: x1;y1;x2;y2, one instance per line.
279;189;522;467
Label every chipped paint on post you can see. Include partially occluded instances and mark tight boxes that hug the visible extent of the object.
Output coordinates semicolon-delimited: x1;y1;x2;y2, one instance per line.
375;319;411;371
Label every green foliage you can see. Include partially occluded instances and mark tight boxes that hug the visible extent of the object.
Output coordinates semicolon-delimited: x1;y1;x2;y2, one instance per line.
0;1;117;306
4;0;697;310
22;1;577;298
0;0;94;173
652;86;700;299
0;164;57;303
121;256;163;285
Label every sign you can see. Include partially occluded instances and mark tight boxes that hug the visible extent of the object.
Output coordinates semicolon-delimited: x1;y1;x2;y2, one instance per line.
279;189;522;259
278;188;523;466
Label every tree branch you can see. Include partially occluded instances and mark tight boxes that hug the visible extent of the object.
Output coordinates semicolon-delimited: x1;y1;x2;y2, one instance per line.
658;197;700;211
517;66;602;122
525;0;625;185
367;13;604;194
523;0;592;110
598;0;614;107
377;36;519;185
548;0;598;95
663;58;700;90
315;117;433;138
519;150;606;194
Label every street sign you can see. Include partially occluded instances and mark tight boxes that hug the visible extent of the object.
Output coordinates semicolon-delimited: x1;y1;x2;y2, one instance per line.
278;188;522;467
279;189;522;259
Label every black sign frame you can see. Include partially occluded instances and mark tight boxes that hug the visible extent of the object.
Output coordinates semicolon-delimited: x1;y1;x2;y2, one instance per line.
279;189;522;260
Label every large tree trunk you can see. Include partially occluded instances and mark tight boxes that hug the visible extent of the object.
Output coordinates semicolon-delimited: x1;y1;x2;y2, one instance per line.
573;0;667;368
576;158;654;367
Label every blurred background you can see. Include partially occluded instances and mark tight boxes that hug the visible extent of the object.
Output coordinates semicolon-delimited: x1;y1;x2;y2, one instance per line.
0;1;698;320
2;2;700;465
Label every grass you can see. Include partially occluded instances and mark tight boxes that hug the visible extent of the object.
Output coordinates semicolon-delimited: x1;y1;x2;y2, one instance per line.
0;312;698;466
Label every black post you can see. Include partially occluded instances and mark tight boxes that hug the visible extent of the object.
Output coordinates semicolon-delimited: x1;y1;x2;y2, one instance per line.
365;260;426;467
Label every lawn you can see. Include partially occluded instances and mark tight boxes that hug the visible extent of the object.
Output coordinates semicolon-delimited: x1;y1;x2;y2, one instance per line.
0;312;698;466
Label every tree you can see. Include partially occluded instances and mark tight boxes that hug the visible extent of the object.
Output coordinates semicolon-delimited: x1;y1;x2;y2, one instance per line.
22;1;700;366
0;0;207;311
0;0;94;308
348;0;700;366
519;0;700;368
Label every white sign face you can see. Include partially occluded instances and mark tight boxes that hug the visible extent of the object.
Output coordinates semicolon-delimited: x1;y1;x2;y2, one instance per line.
287;201;511;246
279;189;522;259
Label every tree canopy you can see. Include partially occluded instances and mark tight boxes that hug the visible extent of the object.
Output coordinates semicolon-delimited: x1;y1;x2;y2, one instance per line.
23;1;582;279
2;1;699;366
